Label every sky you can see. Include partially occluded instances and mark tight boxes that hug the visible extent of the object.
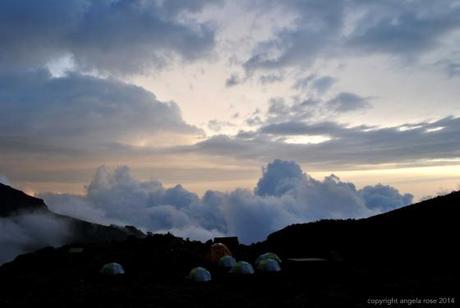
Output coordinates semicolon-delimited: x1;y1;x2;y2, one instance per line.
1;0;460;204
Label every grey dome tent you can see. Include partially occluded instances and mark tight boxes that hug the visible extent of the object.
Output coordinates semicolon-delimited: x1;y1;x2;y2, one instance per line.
188;267;212;282
229;261;255;274
218;255;237;269
255;252;282;266
257;258;281;272
100;262;125;275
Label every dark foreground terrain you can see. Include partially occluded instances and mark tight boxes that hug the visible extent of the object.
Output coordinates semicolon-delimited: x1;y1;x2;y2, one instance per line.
0;185;459;307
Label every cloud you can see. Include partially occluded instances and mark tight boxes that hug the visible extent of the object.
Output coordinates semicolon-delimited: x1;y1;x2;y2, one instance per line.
293;75;335;94
243;0;460;72
360;184;413;212
0;0;220;74
0;69;201;154
259;73;284;84
0;175;10;186
244;0;344;71
41;160;413;243
312;76;336;94
347;1;460;56
225;73;242;87
0;213;72;264
192;116;460;168
208;120;235;132
326;92;371;112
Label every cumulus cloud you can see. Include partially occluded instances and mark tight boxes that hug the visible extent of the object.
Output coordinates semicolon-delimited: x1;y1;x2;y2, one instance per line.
41;160;413;243
360;184;413;212
0;213;72;264
0;0;220;74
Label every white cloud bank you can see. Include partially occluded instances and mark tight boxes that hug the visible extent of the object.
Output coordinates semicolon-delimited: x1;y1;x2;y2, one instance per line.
42;160;413;243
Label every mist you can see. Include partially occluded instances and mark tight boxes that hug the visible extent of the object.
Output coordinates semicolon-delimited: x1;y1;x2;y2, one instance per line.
0;213;71;264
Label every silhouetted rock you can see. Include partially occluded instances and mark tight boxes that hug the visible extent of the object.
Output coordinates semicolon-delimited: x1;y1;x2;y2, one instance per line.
0;183;47;217
0;183;144;245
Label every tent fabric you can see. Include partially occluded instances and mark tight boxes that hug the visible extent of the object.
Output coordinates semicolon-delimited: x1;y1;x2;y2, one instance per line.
188;267;212;282
229;261;255;275
255;252;282;266
257;258;281;272
206;243;232;263
100;262;125;275
218;255;237;268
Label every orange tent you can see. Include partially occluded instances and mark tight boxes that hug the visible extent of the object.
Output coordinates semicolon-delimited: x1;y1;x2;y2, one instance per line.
206;243;232;263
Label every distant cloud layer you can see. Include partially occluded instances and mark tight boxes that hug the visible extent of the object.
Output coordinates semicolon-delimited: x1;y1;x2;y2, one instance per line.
42;160;413;243
0;0;219;74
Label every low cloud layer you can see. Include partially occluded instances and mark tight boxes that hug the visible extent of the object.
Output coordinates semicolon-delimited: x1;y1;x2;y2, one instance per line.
42;160;413;244
0;213;71;264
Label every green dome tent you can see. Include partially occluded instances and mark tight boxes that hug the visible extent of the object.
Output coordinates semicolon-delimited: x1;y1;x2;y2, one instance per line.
255;252;282;266
100;262;125;275
218;255;237;269
188;267;212;282
229;261;255;275
257;258;281;272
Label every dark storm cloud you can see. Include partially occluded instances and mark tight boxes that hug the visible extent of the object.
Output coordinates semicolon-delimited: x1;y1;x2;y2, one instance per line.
0;69;201;153
244;0;460;71
41;160;412;243
191;116;460;168
0;0;220;74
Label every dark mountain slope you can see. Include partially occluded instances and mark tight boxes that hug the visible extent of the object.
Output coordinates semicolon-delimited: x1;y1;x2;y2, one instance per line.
265;191;460;266
0;183;143;244
0;183;47;216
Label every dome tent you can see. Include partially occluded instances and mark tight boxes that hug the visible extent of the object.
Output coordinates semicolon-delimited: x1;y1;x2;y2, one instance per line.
257;258;281;272
255;252;282;266
100;262;125;275
188;267;212;282
218;255;237;269
229;261;255;275
206;242;232;263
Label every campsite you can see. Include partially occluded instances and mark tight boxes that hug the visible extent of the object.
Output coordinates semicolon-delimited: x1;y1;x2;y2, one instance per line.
0;185;458;307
